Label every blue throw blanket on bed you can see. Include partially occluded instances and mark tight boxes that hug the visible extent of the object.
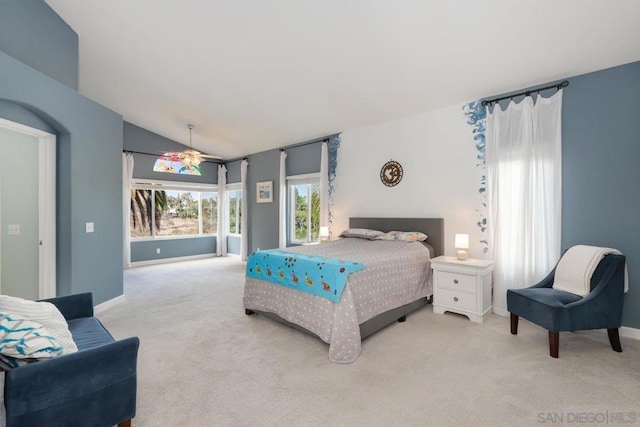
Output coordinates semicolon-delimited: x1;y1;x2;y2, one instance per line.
246;250;365;303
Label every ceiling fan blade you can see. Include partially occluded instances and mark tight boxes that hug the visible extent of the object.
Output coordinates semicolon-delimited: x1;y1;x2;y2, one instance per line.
200;154;223;160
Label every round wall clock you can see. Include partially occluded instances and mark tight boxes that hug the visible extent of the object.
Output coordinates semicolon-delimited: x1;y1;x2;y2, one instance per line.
380;160;403;187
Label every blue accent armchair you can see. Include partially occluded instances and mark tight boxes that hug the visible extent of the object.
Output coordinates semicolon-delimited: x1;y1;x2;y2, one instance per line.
3;293;139;427
507;254;626;358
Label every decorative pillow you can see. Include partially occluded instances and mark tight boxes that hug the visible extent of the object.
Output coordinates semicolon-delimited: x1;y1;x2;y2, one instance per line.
339;228;384;240
0;312;62;370
0;295;77;355
376;231;428;242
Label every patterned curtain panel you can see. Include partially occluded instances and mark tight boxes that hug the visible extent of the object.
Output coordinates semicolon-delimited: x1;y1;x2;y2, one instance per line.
327;134;341;239
320;142;329;229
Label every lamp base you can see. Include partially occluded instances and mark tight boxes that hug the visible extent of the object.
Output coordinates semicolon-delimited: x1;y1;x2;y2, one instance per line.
456;249;468;261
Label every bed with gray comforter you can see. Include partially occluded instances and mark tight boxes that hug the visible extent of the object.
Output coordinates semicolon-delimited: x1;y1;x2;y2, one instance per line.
243;233;434;363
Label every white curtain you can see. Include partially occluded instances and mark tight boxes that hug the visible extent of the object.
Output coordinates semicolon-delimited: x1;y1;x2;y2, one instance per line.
122;153;134;268
240;159;249;261
216;164;227;257
486;90;563;315
319;142;329;231
278;150;287;249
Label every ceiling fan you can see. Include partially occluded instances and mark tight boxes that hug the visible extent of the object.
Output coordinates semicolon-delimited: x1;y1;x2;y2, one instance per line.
161;124;222;166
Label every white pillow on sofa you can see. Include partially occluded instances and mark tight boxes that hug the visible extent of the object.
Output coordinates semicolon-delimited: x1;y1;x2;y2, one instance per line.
0;312;62;367
0;295;77;355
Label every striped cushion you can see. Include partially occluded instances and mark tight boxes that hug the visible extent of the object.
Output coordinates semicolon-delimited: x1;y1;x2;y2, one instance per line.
0;312;62;370
0;295;78;355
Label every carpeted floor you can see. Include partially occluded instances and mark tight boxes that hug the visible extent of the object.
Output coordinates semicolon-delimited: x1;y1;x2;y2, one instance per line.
99;257;640;427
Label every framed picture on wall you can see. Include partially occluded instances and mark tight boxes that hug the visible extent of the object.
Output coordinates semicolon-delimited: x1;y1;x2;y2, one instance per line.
256;181;273;203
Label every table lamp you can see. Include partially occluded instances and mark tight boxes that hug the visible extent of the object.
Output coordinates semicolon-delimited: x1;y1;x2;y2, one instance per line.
319;226;329;243
455;233;469;260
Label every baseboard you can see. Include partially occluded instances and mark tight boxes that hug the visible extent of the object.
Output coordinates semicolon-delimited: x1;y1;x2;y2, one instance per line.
492;306;510;317
94;294;125;314
620;326;640;341
130;253;216;268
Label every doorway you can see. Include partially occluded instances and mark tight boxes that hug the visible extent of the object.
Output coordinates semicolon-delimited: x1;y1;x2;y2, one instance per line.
0;117;56;300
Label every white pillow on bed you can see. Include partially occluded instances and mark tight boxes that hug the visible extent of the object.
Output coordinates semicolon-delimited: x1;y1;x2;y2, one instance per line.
375;231;428;242
339;228;384;240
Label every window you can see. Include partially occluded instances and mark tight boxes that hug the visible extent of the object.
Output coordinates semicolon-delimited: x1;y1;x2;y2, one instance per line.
227;184;242;235
287;174;320;244
130;180;217;239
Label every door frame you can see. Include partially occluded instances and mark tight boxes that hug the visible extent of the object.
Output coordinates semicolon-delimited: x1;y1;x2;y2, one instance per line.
0;117;56;299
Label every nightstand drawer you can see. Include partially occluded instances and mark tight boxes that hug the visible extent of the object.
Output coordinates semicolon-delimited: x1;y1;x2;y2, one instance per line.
437;271;476;293
437;289;476;311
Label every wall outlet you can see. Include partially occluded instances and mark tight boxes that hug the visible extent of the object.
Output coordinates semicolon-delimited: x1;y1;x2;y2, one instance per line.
86;222;94;233
8;224;20;235
156;248;161;254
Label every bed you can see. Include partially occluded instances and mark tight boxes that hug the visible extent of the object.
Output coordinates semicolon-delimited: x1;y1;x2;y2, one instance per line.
243;217;444;363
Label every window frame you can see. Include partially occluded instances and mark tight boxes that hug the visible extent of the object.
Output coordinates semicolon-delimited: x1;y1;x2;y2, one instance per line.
286;173;321;245
130;179;218;241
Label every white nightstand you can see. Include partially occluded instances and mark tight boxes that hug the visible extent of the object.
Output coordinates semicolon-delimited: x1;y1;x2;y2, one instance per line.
430;256;494;324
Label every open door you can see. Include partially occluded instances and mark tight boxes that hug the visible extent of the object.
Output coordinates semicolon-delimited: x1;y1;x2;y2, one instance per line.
0;117;56;299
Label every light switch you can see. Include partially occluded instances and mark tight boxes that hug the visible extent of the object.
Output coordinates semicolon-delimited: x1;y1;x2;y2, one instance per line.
86;222;94;233
8;224;20;235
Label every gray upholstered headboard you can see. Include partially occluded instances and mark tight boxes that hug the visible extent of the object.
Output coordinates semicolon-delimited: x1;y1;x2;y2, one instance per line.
348;217;444;257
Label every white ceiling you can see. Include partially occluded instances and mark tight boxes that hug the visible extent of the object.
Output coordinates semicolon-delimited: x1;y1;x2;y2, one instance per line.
45;0;640;159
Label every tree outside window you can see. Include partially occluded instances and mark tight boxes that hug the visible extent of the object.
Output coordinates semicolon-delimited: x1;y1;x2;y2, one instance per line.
289;180;320;244
227;189;242;235
202;192;218;234
130;184;217;238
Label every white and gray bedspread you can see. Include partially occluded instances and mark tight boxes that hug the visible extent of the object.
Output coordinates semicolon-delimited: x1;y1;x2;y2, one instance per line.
243;238;432;363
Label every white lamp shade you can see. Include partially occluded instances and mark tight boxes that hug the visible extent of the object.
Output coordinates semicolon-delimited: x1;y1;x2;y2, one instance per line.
454;233;469;249
319;226;329;238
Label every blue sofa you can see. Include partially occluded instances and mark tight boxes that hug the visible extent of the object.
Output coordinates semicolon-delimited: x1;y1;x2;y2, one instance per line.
3;293;139;427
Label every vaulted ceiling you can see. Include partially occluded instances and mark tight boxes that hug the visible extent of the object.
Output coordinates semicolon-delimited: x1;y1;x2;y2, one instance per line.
45;0;640;159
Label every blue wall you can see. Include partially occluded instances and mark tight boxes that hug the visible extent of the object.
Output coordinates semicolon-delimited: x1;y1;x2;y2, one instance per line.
131;238;216;263
123;122;219;262
0;52;123;304
489;61;640;329
562;62;640;329
124;122;219;184
0;0;78;89
240;138;327;253
0;1;122;305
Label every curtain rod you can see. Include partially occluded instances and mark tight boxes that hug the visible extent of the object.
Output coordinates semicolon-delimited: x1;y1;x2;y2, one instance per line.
281;137;330;152
481;80;569;106
125;136;332;164
225;137;330;163
122;149;222;163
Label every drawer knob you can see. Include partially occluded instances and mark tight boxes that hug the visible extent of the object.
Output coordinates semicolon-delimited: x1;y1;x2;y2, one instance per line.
453;296;459;302
453;279;459;284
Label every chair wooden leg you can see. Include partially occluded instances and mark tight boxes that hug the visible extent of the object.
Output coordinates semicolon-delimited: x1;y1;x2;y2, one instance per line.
118;419;132;427
549;331;559;358
608;328;623;353
510;313;519;335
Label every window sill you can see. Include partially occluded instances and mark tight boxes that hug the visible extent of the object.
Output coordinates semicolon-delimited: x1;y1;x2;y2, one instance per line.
131;234;216;242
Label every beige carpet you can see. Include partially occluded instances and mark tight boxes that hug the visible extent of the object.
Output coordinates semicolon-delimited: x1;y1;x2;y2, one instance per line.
99;257;640;427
